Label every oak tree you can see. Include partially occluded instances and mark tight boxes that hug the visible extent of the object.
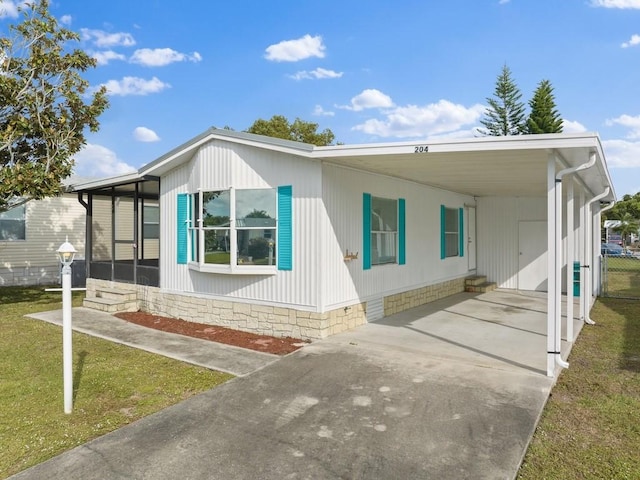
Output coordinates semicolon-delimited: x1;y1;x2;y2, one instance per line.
246;115;335;146
0;0;108;211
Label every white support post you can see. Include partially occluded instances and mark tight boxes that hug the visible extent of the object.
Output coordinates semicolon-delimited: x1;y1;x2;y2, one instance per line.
62;264;73;414
547;157;557;377
566;179;574;342
554;164;569;371
583;187;610;325
579;189;586;324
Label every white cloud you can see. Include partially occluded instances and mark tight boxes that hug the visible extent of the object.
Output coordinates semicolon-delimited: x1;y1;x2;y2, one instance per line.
91;50;126;66
0;1;27;18
99;76;171;96
73;144;137;177
313;105;335;117
606;114;640;138
133;126;160;142
289;68;343;80
265;34;326;62
60;14;72;25
130;48;202;67
339;89;395;111
621;34;640;48
601;139;640;167
562;119;588;133
352;99;485;138
590;0;640;7
80;28;136;48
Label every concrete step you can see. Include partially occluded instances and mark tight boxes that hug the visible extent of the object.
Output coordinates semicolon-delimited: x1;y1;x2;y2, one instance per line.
465;282;497;293
465;275;487;287
83;297;138;313
95;287;137;302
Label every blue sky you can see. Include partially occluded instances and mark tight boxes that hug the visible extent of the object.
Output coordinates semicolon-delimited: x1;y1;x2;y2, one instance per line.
2;0;640;197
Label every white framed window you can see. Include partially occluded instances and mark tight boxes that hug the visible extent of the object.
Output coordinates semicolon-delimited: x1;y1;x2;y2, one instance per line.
189;188;277;270
371;196;398;265
0;204;26;241
443;206;459;258
142;205;160;239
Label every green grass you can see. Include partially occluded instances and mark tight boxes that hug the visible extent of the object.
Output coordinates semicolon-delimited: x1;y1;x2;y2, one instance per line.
0;286;233;479
518;298;640;480
204;251;230;264
603;257;640;298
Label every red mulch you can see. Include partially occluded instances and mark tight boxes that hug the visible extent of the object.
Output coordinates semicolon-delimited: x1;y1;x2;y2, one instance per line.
114;311;308;355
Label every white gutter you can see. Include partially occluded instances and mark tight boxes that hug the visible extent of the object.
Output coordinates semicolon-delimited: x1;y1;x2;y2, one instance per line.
582;187;611;325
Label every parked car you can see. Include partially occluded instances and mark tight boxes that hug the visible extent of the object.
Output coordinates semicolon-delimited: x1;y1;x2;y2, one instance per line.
601;243;624;255
601;243;637;258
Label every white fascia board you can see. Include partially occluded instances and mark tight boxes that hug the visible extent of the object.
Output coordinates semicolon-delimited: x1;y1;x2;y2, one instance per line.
313;132;603;159
70;172;143;191
139;128;316;177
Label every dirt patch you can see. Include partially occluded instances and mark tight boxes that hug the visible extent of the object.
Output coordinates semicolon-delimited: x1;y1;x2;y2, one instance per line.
114;311;308;355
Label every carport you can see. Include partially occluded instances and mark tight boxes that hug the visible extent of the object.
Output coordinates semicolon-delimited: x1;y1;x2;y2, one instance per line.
317;132;615;376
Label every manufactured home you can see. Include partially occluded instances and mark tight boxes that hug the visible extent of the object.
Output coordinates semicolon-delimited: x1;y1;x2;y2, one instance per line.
0;188;87;287
73;129;615;377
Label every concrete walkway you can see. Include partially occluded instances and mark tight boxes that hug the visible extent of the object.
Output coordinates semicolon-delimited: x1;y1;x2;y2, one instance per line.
27;307;280;376
14;290;580;479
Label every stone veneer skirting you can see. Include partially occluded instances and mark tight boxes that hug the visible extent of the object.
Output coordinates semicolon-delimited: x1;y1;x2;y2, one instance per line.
383;277;466;317
86;278;366;340
86;276;466;341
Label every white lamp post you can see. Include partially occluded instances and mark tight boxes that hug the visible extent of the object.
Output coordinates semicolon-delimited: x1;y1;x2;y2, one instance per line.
57;237;77;414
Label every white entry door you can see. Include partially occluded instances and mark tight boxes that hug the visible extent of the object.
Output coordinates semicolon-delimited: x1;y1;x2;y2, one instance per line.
518;221;548;291
466;206;476;271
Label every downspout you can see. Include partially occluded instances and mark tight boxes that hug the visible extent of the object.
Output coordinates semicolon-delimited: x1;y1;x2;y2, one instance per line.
77;192;91;282
583;187;611;325
550;152;598;371
597;200;616;296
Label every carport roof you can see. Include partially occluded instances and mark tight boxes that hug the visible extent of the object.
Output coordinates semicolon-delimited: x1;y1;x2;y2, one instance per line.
314;132;614;201
71;129;615;203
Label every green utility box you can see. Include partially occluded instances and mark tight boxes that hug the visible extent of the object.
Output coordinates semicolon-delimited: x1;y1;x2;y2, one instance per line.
573;261;580;297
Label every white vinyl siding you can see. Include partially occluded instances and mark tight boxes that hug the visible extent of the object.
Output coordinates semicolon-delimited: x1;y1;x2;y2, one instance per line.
0;194;86;285
160;140;322;309
321;164;473;311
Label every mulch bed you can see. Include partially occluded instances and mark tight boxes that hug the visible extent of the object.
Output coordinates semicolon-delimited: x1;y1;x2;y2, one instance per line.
114;311;308;355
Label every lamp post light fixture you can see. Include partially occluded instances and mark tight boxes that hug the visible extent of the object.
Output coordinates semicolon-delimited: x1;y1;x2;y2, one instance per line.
57;237;77;414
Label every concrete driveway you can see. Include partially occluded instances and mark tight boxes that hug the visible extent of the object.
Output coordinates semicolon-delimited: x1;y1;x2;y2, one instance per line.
12;290;573;480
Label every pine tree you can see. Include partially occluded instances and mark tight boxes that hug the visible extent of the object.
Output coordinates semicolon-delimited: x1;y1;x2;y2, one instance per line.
480;65;526;136
526;79;563;134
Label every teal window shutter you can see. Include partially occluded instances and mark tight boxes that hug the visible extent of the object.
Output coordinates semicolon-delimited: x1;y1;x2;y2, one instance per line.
398;198;406;265
277;185;293;270
177;193;188;264
363;193;372;270
440;205;446;260
458;207;464;257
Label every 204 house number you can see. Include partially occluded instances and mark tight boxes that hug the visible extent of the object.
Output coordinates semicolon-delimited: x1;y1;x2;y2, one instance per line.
414;145;429;153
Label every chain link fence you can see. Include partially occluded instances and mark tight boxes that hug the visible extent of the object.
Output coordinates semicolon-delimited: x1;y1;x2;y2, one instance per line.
601;253;640;299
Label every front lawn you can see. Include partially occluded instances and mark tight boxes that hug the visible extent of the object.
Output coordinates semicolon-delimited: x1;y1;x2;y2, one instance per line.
0;286;232;478
518;298;640;479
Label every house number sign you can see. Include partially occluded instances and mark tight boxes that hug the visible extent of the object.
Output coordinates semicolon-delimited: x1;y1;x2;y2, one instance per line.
414;145;429;153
